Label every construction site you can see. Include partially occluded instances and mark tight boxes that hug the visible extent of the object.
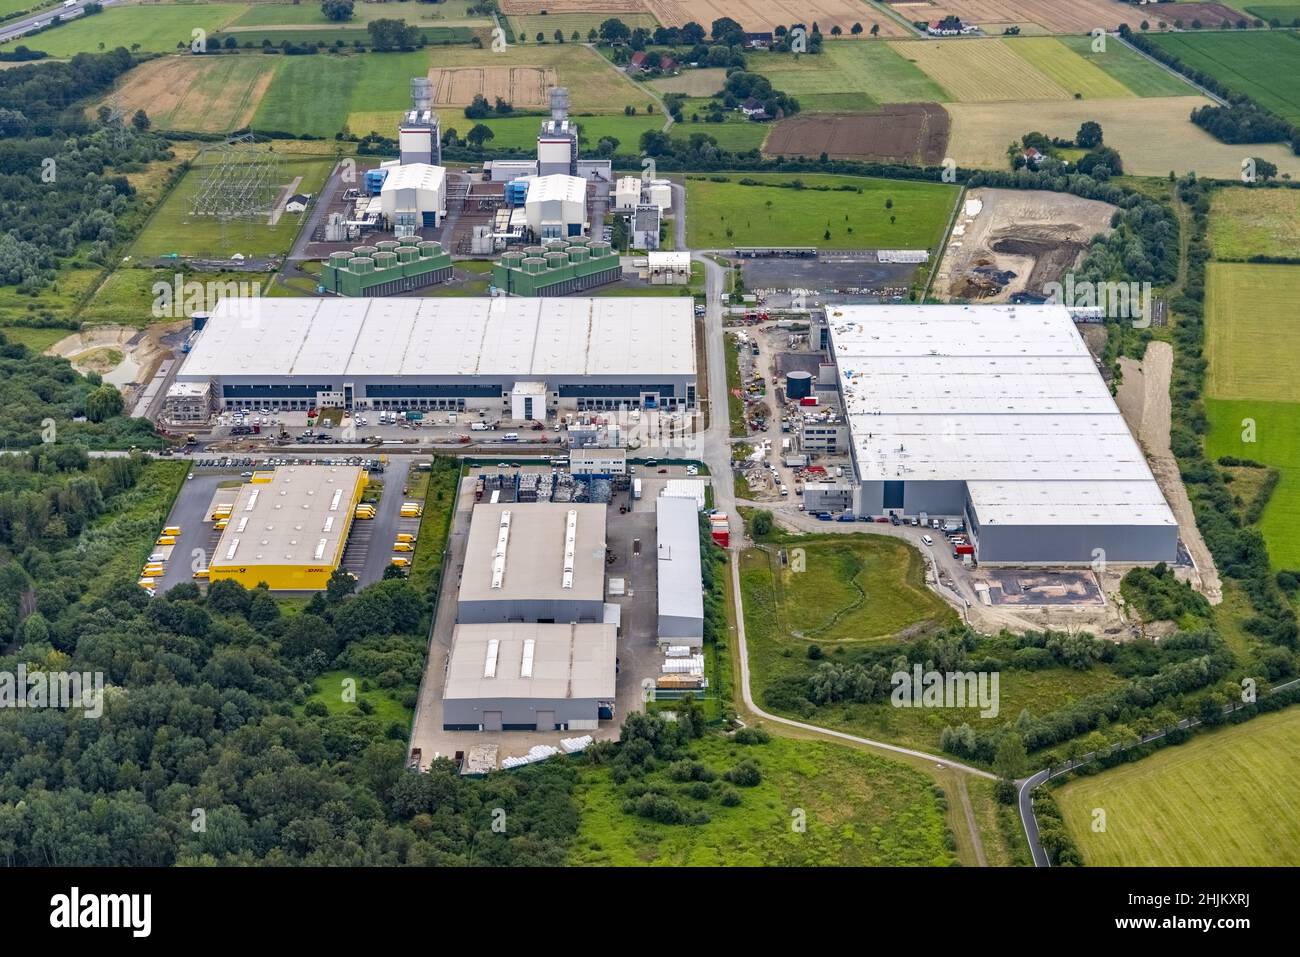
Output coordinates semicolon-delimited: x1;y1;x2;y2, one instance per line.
932;189;1117;302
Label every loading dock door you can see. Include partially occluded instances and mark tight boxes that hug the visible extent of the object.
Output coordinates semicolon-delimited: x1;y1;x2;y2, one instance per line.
483;711;503;732
536;711;555;732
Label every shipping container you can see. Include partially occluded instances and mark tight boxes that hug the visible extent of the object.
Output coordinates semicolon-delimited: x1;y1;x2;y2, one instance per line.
799;396;818;407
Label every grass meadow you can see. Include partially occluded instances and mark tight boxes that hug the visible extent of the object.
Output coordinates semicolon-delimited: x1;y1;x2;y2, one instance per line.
569;731;956;866
685;172;958;250
1055;707;1300;866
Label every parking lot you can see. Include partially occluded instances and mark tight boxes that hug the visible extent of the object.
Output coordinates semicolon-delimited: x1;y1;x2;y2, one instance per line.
151;453;413;594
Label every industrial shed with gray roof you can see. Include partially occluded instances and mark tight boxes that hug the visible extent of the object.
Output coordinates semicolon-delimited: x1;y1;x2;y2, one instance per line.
656;495;704;647
442;622;617;732
457;502;607;624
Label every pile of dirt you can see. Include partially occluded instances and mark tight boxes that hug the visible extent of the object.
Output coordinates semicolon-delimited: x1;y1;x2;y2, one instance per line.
933;188;1118;303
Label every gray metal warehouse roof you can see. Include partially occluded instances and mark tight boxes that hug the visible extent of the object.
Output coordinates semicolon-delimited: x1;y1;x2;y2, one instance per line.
458;502;606;605
829;304;1176;528
444;622;616;701
656;495;704;626
177;297;695;380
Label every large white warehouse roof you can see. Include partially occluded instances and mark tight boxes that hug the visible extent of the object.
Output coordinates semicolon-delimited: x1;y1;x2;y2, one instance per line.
829;303;1176;528
178;297;696;380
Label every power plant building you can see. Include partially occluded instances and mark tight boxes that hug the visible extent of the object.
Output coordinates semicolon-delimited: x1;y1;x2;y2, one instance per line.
398;77;441;167
537;87;578;177
828;303;1179;565
492;239;621;297
525;174;588;239
379;163;447;233
173;296;697;414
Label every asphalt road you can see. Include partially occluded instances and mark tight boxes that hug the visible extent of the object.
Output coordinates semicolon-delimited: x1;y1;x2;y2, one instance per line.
0;0;119;44
340;456;413;587
155;471;230;593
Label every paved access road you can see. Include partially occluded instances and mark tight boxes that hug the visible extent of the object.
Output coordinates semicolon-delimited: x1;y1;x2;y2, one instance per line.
0;0;120;44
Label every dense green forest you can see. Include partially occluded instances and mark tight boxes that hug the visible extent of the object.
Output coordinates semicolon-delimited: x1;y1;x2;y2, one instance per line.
0;448;581;864
0;332;160;448
0;50;172;291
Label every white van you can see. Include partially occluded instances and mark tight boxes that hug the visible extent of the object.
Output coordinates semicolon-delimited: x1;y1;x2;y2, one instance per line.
780;484;789;497
922;535;934;546
502;432;519;442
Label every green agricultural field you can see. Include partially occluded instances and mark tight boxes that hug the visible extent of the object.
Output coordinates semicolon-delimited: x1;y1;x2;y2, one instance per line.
1004;37;1134;99
751;43;948;113
1203;262;1300;569
255;50;430;137
570;731;955;866
0;324;75;353
259;54;364;135
685;172;958;251
231;0;487;27
1208;187;1300;260
0;0;42;17
24;4;249;56
213;24;471;46
1055;707;1300;866
1206;398;1300;569
130;152;333;259
82;267;268;326
1204;263;1300;404
1245;4;1300;23
738;542;1128;756
673;100;770;152
1146;29;1300;125
1057;34;1198;97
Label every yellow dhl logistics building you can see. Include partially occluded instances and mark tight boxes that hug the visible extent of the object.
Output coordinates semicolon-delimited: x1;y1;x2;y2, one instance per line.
208;465;368;590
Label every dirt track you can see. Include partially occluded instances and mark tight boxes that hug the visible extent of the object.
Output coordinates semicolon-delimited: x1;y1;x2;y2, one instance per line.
1115;341;1222;604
